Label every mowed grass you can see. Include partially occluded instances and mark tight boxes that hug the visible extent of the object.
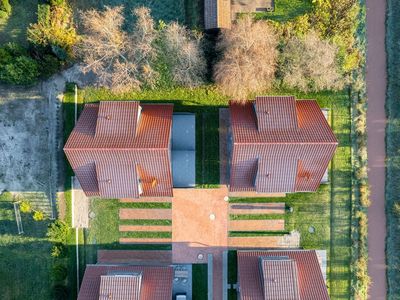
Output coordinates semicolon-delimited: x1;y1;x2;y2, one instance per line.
254;0;313;22
68;85;352;299
227;90;352;299
70;0;185;26
0;200;53;299
0;0;38;45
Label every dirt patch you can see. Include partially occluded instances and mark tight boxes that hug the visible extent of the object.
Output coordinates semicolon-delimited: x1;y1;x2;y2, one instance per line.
0;85;50;192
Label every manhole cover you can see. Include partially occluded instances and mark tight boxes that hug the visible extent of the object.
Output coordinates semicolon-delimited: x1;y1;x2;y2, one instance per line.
209;213;216;221
197;253;204;260
308;226;315;233
89;211;96;219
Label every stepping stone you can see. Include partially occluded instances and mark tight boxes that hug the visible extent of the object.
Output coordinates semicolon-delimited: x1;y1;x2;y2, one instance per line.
119;208;172;220
229;203;285;214
98;250;172;264
119;237;172;244
228;219;284;231
228;236;281;248
119;225;171;232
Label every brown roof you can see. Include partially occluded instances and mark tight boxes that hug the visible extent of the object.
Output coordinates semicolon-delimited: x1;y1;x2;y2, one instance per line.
260;257;300;300
229;96;338;193
78;265;173;300
204;0;231;29
237;250;330;300
99;274;142;300
64;101;174;198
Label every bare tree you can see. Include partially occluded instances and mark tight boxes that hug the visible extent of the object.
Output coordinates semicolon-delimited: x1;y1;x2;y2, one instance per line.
214;16;278;101
77;6;158;92
279;31;344;92
160;22;206;87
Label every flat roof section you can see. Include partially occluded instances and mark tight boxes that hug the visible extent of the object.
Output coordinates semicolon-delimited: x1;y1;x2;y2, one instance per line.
172;113;196;188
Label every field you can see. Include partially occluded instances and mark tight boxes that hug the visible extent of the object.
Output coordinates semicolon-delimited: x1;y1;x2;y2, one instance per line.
0;196;52;299
385;0;400;297
0;0;37;45
254;0;313;22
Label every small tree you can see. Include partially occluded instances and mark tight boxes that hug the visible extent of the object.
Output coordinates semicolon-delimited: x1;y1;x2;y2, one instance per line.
0;0;11;19
33;210;45;221
47;220;69;243
160;23;206;87
77;6;158;92
214;16;278;100
19;200;32;213
0;190;13;202
279;31;343;92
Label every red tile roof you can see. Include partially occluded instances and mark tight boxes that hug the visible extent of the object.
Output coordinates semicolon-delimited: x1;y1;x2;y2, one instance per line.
237;250;330;300
78;265;173;300
260;257;300;300
229;96;338;193
64;101;174;198
99;274;142;300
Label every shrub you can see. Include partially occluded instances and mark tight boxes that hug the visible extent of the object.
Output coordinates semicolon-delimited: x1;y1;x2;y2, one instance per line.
159;23;206;87
49;0;65;6
0;0;11;18
393;202;400;217
52;264;68;282
53;284;69;300
279;31;343;92
359;184;371;208
0;191;13;202
27;2;78;59
214;16;278;100
77;6;158;92
0;44;40;85
47;220;69;243
51;243;67;258
33;210;45;221
19;201;32;213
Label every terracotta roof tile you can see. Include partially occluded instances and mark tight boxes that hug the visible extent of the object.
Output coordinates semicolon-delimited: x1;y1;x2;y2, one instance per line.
260;257;300;300
64;102;173;198
229;96;337;193
237;250;329;300
99;274;142;300
78;265;173;300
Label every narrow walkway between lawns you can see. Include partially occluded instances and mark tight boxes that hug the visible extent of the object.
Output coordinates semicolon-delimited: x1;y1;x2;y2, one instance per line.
366;0;387;298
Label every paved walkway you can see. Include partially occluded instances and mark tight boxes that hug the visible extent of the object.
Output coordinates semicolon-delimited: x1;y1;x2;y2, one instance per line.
366;0;387;298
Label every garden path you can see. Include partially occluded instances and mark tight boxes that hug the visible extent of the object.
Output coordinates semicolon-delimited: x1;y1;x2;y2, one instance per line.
366;0;387;298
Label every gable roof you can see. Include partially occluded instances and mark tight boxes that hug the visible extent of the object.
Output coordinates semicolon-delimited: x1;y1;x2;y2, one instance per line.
260;257;300;300
99;273;142;300
237;250;329;300
78;265;173;300
64;101;174;198
229;96;338;193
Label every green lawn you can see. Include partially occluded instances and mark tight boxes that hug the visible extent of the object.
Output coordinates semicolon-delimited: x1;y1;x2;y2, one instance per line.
0;199;53;299
254;0;313;22
69;0;186;26
66;84;352;299
0;0;38;45
226;90;352;299
192;264;208;300
386;0;400;297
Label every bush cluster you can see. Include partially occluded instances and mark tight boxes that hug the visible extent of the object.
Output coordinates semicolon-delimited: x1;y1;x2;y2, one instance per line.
0;0;11;19
47;220;70;298
0;43;40;85
350;28;370;300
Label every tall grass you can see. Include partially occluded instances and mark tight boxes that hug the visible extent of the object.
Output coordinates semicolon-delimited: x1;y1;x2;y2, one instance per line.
386;0;400;297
